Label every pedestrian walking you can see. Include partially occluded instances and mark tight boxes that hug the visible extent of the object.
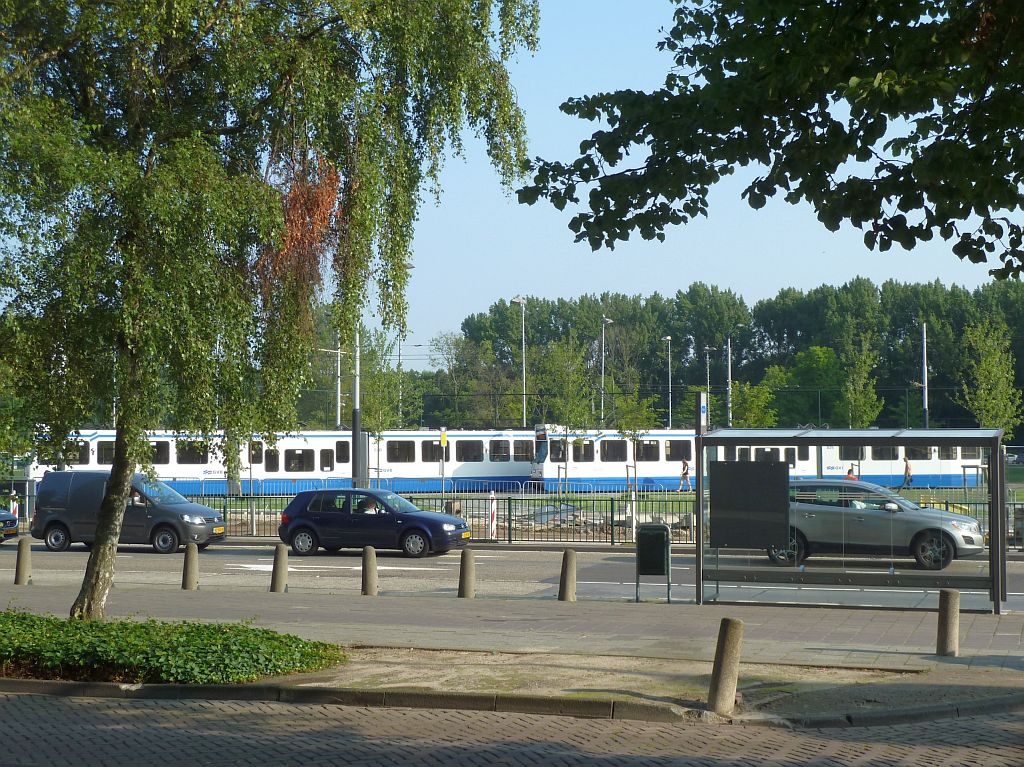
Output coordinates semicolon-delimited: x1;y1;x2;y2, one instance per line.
900;456;912;489
677;458;691;492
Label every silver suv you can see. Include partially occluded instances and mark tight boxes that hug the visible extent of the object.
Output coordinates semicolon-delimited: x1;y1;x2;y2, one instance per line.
767;479;985;570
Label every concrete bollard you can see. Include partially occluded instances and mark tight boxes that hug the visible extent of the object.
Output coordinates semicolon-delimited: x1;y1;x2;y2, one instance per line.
269;543;288;593
707;617;744;716
361;546;378;596
14;536;31;586
181;543;199;591
558;548;577;602
458;548;476;599
937;588;960;657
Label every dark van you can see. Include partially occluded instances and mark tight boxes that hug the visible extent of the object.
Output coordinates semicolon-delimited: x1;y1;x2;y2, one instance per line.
31;471;226;553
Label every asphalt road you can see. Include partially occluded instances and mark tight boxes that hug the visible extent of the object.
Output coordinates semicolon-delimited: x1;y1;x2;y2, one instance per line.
1;541;1021;611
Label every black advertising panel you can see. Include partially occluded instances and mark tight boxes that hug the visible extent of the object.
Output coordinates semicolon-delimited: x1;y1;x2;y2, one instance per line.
708;461;789;549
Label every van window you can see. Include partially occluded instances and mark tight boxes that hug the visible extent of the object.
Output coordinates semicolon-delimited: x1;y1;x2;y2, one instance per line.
600;440;627;462
513;439;534;462
456;440;484;462
98;441;115;464
335;440;350;463
177;442;209;464
489;440;510;462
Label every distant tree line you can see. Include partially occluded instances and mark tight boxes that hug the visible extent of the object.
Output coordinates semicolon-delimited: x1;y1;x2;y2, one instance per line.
299;277;1023;439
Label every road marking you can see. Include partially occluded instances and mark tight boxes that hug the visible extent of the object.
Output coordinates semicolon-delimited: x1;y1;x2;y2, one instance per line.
226;563;452;573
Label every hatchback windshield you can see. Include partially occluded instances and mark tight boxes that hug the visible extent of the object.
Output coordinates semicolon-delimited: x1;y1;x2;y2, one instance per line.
138;478;188;505
378;492;422;514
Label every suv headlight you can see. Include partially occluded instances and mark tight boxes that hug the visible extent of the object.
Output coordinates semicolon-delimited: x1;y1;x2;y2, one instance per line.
950;520;980;533
442;523;456;531
181;513;207;525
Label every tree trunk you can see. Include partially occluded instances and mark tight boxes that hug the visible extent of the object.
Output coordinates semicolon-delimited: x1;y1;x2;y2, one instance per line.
69;419;135;620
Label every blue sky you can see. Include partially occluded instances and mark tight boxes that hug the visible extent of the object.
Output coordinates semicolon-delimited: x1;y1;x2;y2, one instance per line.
396;1;996;369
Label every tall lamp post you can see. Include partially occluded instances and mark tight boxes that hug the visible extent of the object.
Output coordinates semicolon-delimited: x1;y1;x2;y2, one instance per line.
661;335;672;428
600;316;613;424
511;296;527;427
704;345;712;395
922;321;929;428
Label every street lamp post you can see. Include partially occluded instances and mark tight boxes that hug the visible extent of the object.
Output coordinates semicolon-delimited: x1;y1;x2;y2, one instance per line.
661;335;672;428
511;296;527;427
601;316;613;424
922;321;929;428
704;346;712;395
726;336;733;427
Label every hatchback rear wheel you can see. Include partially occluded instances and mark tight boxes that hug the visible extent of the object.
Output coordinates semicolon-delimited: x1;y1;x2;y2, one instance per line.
291;527;319;556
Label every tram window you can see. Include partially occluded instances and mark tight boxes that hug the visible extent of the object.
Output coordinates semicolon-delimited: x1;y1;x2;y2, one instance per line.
839;446;864;461
71;441;89;465
797;445;809;461
938;446;958;460
784;448;796;467
285;449;314;472
737;447;750;462
149;441;170;465
573;440;595;462
177;442;209;464
421;441;449;462
871;446;897;461
335;441;350;463
513;439;534;462
600;440;627;462
387;440;416;463
550;439;567;463
265;449;280;472
755;447;780;462
962;446;981;460
98;440;116;464
456;440;484;462
724;445;736;462
666;440;691;461
635;440;659;462
320;449;334;472
489;440;510;462
249;441;264;464
906;446;932;460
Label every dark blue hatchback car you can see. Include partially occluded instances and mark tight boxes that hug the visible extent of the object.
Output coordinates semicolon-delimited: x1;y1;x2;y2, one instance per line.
278;488;471;557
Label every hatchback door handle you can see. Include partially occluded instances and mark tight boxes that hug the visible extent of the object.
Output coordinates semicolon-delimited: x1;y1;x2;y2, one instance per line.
803;513;815;518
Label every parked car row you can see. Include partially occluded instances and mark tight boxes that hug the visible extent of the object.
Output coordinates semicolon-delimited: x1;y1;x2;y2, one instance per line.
12;472;995;570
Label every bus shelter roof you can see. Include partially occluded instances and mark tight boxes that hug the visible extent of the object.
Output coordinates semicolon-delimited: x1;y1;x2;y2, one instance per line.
699;428;1003;448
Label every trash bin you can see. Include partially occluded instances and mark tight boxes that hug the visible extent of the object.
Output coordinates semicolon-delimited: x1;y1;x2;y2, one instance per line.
636;523;671;602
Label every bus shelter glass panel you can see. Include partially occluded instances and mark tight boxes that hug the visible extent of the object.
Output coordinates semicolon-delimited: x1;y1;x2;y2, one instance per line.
700;441;992;611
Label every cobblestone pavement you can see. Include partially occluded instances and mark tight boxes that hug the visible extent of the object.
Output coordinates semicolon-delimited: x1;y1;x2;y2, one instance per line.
1;694;1021;767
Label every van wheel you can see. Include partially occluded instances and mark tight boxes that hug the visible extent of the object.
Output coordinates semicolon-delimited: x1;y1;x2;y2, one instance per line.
151;526;180;554
44;523;71;552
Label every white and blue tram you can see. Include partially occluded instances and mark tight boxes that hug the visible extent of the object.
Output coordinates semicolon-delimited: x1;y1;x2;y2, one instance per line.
29;427;988;494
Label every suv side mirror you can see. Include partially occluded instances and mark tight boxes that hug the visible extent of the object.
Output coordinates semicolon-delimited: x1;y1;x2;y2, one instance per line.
884;502;899;513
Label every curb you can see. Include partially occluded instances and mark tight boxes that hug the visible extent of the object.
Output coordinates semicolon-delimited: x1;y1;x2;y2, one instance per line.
758;689;1024;729
0;678;689;723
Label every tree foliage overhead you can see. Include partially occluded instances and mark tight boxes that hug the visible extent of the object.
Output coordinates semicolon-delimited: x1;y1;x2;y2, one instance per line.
519;1;1024;278
0;0;537;618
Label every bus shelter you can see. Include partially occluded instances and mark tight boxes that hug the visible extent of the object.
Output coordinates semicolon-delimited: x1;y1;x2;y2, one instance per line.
693;428;1007;613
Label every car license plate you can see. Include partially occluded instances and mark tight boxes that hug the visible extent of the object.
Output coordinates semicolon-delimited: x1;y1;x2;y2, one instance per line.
213;526;225;534
461;531;471;539
3;528;16;537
